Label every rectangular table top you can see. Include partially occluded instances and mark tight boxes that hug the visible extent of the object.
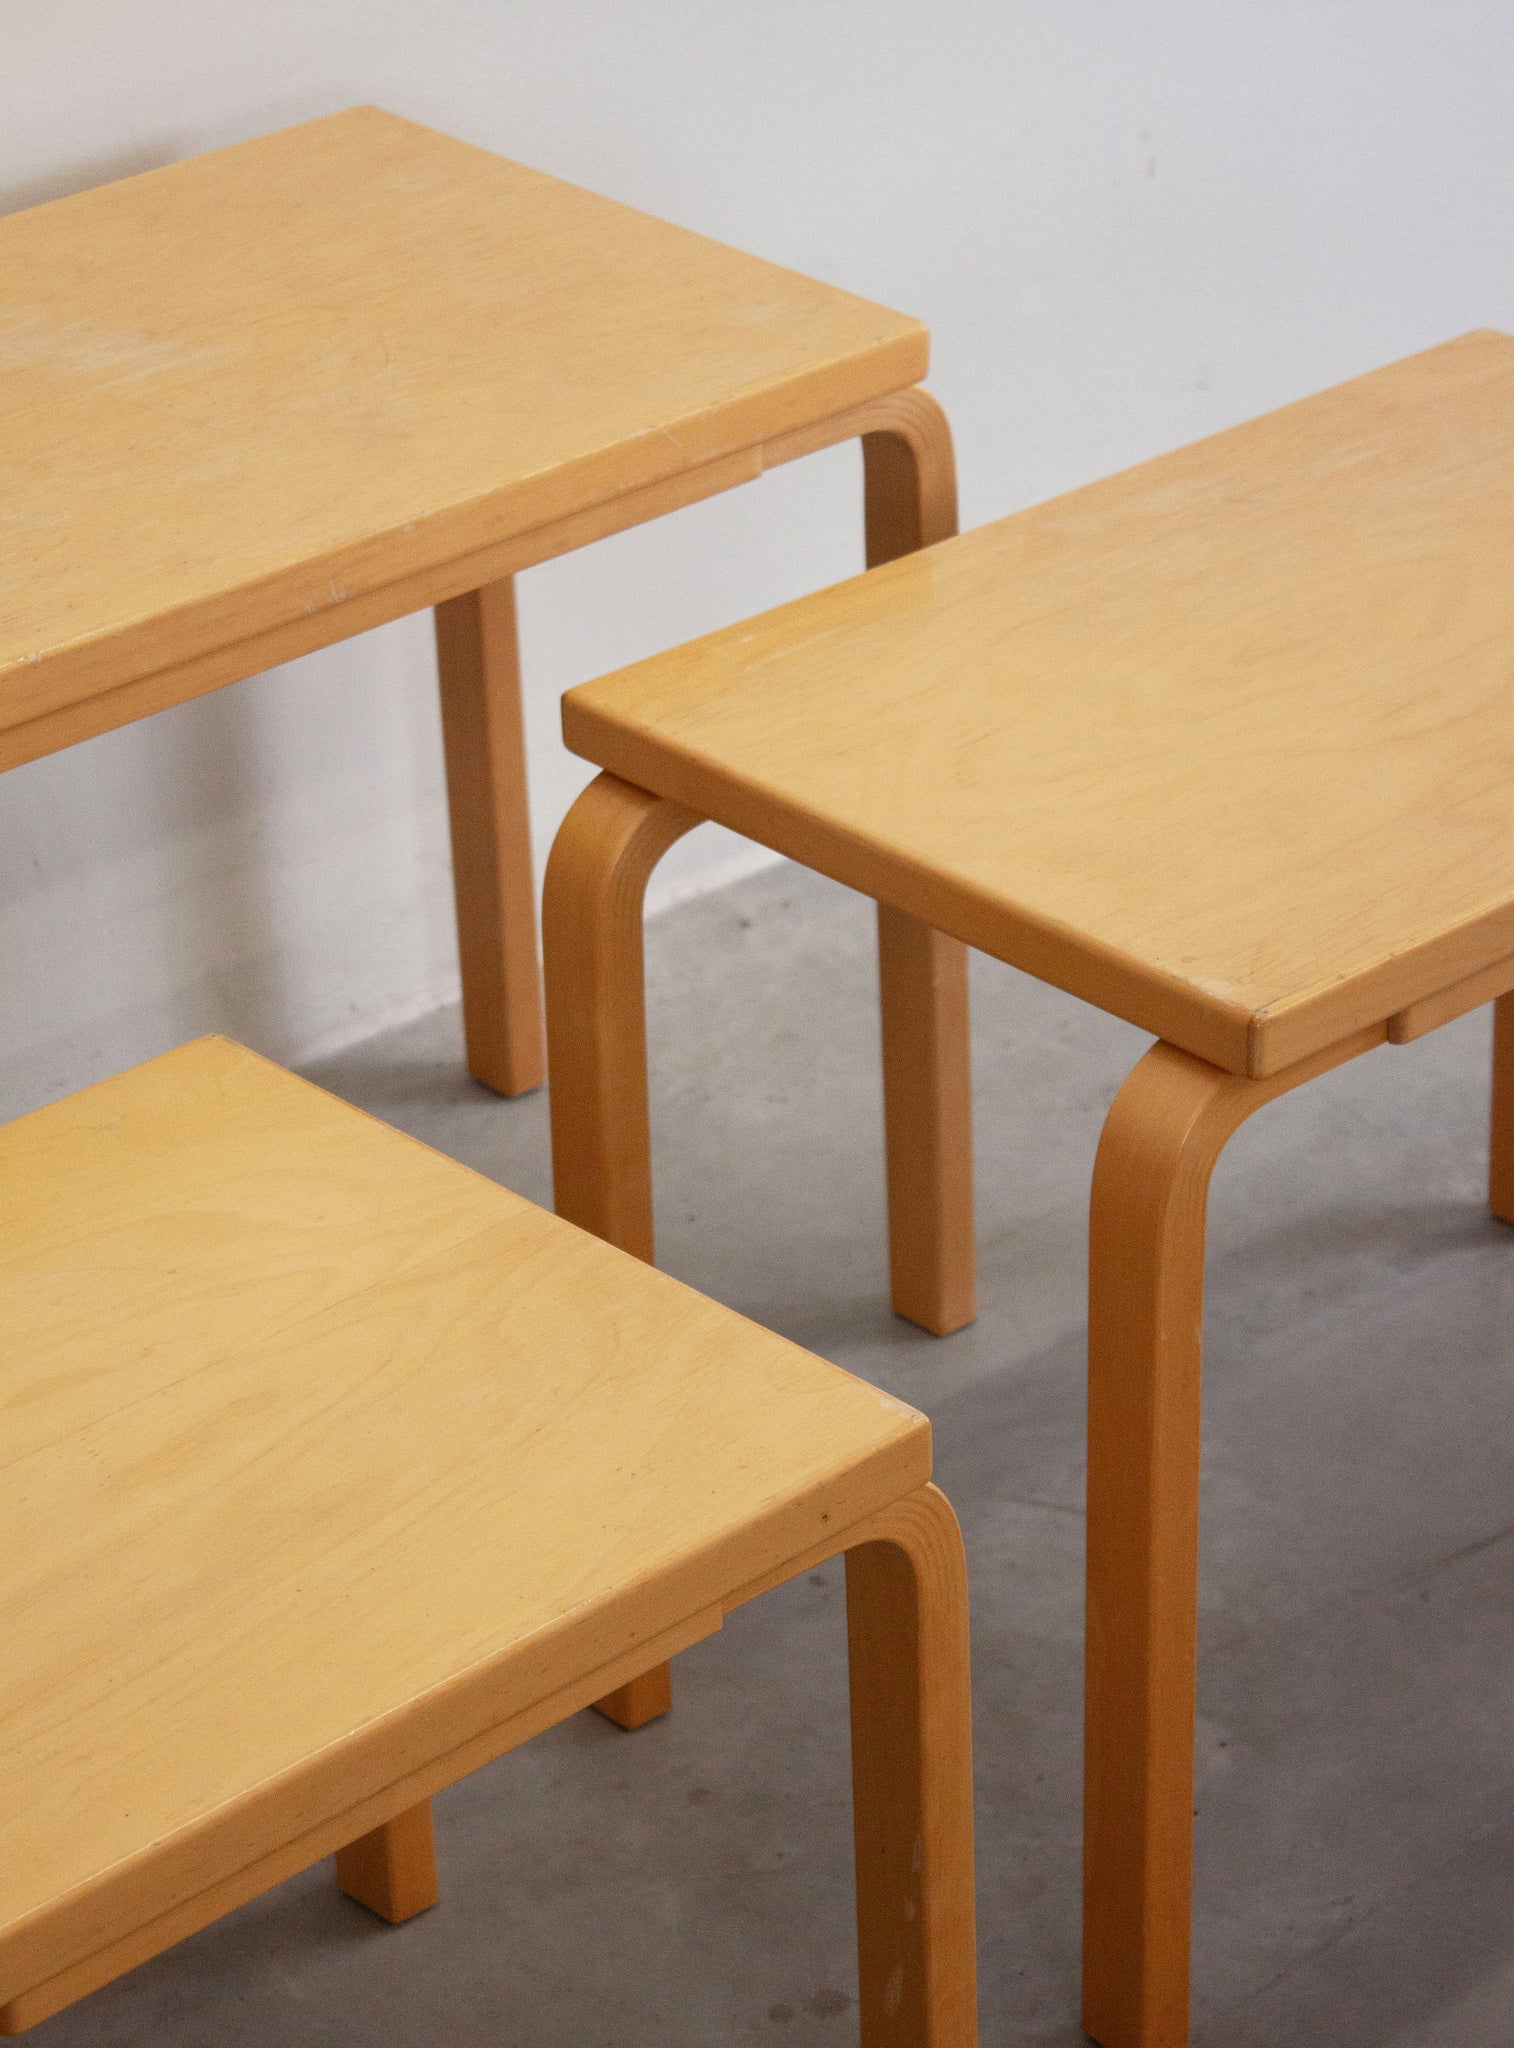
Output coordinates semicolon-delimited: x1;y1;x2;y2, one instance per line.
566;330;1514;1077
0;106;924;748
0;1037;926;2005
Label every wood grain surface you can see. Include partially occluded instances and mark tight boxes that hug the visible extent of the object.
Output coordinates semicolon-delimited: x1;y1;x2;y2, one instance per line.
565;330;1514;1076
0;105;925;739
0;1037;929;2011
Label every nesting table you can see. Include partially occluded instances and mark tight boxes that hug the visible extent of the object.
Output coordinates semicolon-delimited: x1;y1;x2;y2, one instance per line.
0;1037;976;2042
0;102;964;1145
543;329;1514;2046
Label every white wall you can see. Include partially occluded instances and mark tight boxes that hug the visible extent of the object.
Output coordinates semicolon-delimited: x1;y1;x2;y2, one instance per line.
5;2;1513;1116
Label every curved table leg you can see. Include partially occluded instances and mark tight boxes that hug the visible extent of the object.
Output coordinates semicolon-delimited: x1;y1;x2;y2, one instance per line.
846;1482;978;2048
1082;1027;1381;2047
544;769;698;1727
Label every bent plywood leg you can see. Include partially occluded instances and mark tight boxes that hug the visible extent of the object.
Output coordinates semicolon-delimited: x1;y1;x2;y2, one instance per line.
335;1802;438;1924
437;579;544;1098
543;770;699;1260
847;1483;977;2048
863;394;975;1337
878;904;975;1334
1490;992;1514;1223
543;770;698;1726
860;387;959;563
1082;1028;1381;2048
1082;1045;1236;2048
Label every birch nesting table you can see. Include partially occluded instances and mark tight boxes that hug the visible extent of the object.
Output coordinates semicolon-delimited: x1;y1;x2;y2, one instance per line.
0;101;962;1128
543;329;1514;2047
0;1036;976;2042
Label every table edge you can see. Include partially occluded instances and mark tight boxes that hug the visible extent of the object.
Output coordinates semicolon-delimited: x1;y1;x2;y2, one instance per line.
564;704;1514;1078
0;1419;928;2009
0;330;927;741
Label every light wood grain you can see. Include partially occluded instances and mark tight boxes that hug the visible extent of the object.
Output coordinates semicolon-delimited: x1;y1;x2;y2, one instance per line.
542;396;975;1729
1;1598;724;2033
0;445;761;773
1082;1024;1383;2048
0;105;925;732
0;1036;933;2015
436;579;543;1096
565;330;1514;1078
0;390;948;776
1;106;934;1142
3;122;937;1134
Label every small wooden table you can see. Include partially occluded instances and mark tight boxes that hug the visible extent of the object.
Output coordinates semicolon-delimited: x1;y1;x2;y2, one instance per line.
542;328;1514;2047
0;1036;976;2042
0;104;958;1100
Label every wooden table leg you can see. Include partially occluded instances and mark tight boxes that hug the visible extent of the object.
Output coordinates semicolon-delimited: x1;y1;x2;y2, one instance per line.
847;1483;977;2048
861;388;958;564
1082;1029;1380;2047
542;771;698;1260
863;393;975;1337
437;578;544;1099
335;1802;439;1923
878;904;975;1335
543;769;698;1726
1490;991;1514;1223
591;1662;675;1732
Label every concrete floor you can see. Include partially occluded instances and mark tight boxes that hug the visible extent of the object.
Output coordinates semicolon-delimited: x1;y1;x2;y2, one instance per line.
36;861;1514;2046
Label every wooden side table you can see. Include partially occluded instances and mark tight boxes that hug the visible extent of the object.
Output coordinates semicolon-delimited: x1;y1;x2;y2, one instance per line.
0;105;970;1322
0;1036;976;2045
542;329;1514;2046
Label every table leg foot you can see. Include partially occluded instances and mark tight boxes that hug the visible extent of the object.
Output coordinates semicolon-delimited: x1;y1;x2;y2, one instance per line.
593;1663;674;1730
336;1802;438;1924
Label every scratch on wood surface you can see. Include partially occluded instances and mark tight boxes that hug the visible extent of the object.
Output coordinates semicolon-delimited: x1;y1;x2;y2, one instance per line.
0;308;230;386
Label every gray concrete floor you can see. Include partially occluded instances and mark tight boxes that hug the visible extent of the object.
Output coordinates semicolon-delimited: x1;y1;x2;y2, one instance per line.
36;862;1514;2046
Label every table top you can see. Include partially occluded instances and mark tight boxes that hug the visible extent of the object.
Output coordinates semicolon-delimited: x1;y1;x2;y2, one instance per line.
0;1036;926;2004
0;105;924;742
567;330;1514;1077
